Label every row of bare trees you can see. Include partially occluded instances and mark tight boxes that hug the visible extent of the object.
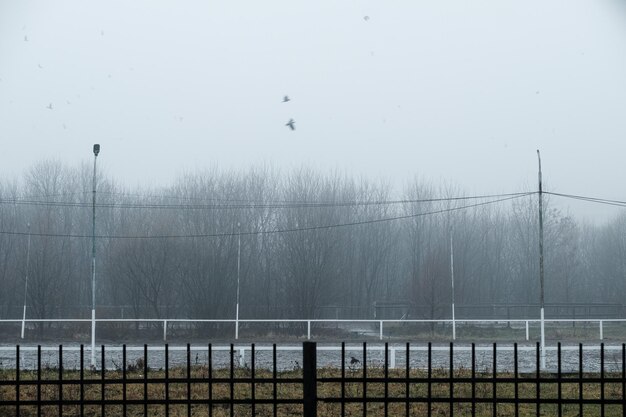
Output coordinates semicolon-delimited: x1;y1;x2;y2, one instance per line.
0;160;624;320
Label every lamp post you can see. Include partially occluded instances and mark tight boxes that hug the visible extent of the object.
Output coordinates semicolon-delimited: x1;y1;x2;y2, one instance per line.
450;230;456;340
20;223;31;339
91;144;100;367
235;222;241;339
537;150;546;369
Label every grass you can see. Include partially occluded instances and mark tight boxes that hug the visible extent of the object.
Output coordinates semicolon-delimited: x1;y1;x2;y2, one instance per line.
1;365;625;416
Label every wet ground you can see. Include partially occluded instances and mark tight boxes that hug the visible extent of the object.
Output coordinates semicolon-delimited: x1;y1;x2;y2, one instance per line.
1;342;624;374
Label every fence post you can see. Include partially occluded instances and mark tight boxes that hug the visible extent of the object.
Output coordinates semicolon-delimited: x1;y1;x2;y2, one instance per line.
599;320;603;340
16;345;20;415
307;321;311;340
379;320;383;340
163;320;167;342
303;341;317;417
239;348;245;367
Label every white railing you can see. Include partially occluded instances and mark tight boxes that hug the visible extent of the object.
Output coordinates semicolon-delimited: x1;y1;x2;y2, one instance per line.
2;317;626;342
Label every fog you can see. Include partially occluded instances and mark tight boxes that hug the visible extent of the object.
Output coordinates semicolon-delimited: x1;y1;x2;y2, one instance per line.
0;162;625;323
1;0;626;223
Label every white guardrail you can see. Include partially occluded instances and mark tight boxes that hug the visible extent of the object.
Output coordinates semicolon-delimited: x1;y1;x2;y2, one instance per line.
2;318;625;342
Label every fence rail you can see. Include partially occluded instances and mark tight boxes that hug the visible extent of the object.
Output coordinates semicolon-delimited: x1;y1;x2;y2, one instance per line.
2;317;626;342
1;342;625;416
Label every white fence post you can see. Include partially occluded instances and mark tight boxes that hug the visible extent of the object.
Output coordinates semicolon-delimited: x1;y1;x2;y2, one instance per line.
307;321;311;340
91;310;96;368
599;320;603;340
21;306;26;339
163;320;167;342
452;318;456;341
379;321;383;340
239;348;245;367
390;347;396;369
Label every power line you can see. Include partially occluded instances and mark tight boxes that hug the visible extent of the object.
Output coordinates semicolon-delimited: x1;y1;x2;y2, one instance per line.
0;192;534;210
0;193;533;240
6;190;625;210
546;192;626;208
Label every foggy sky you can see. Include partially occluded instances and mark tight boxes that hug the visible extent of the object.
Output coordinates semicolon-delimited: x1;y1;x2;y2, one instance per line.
1;0;625;222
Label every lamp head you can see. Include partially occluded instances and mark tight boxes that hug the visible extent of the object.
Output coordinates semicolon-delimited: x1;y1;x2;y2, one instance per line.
93;144;100;156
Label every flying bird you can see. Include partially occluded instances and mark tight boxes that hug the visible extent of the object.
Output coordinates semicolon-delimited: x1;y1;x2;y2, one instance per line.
286;119;295;130
46;103;53;110
283;95;290;102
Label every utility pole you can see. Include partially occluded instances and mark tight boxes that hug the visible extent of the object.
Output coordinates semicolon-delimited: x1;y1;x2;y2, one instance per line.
537;150;546;369
91;144;100;368
235;222;241;339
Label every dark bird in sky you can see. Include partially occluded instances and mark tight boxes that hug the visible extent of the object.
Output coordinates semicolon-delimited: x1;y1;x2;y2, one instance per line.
46;103;53;110
24;35;28;42
283;95;290;102
350;356;360;365
286;119;295;130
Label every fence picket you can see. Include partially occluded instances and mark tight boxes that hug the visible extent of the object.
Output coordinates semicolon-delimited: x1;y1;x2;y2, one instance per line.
303;341;317;417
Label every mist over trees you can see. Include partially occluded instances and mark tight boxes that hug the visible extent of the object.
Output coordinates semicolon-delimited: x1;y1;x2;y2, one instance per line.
0;160;624;320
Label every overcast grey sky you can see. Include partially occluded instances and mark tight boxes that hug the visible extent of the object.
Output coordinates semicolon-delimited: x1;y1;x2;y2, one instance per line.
1;0;625;221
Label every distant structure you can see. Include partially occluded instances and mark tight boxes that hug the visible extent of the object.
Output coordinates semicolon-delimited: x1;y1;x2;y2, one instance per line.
286;119;295;130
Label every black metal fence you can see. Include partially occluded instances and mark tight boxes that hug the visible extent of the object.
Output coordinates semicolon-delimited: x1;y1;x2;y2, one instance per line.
1;342;626;416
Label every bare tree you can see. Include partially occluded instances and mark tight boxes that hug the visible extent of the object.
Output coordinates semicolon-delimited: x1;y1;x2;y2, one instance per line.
0;181;21;317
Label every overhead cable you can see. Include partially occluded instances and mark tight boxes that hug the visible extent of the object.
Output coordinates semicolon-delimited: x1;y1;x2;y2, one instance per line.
545;192;626;208
0;193;532;240
0;192;534;210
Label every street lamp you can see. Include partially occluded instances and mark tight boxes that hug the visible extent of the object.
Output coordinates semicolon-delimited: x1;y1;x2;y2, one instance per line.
20;223;31;339
91;144;100;367
450;229;456;340
537;150;546;369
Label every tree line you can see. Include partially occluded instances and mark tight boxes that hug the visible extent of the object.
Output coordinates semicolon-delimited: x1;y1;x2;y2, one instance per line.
0;160;624;320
